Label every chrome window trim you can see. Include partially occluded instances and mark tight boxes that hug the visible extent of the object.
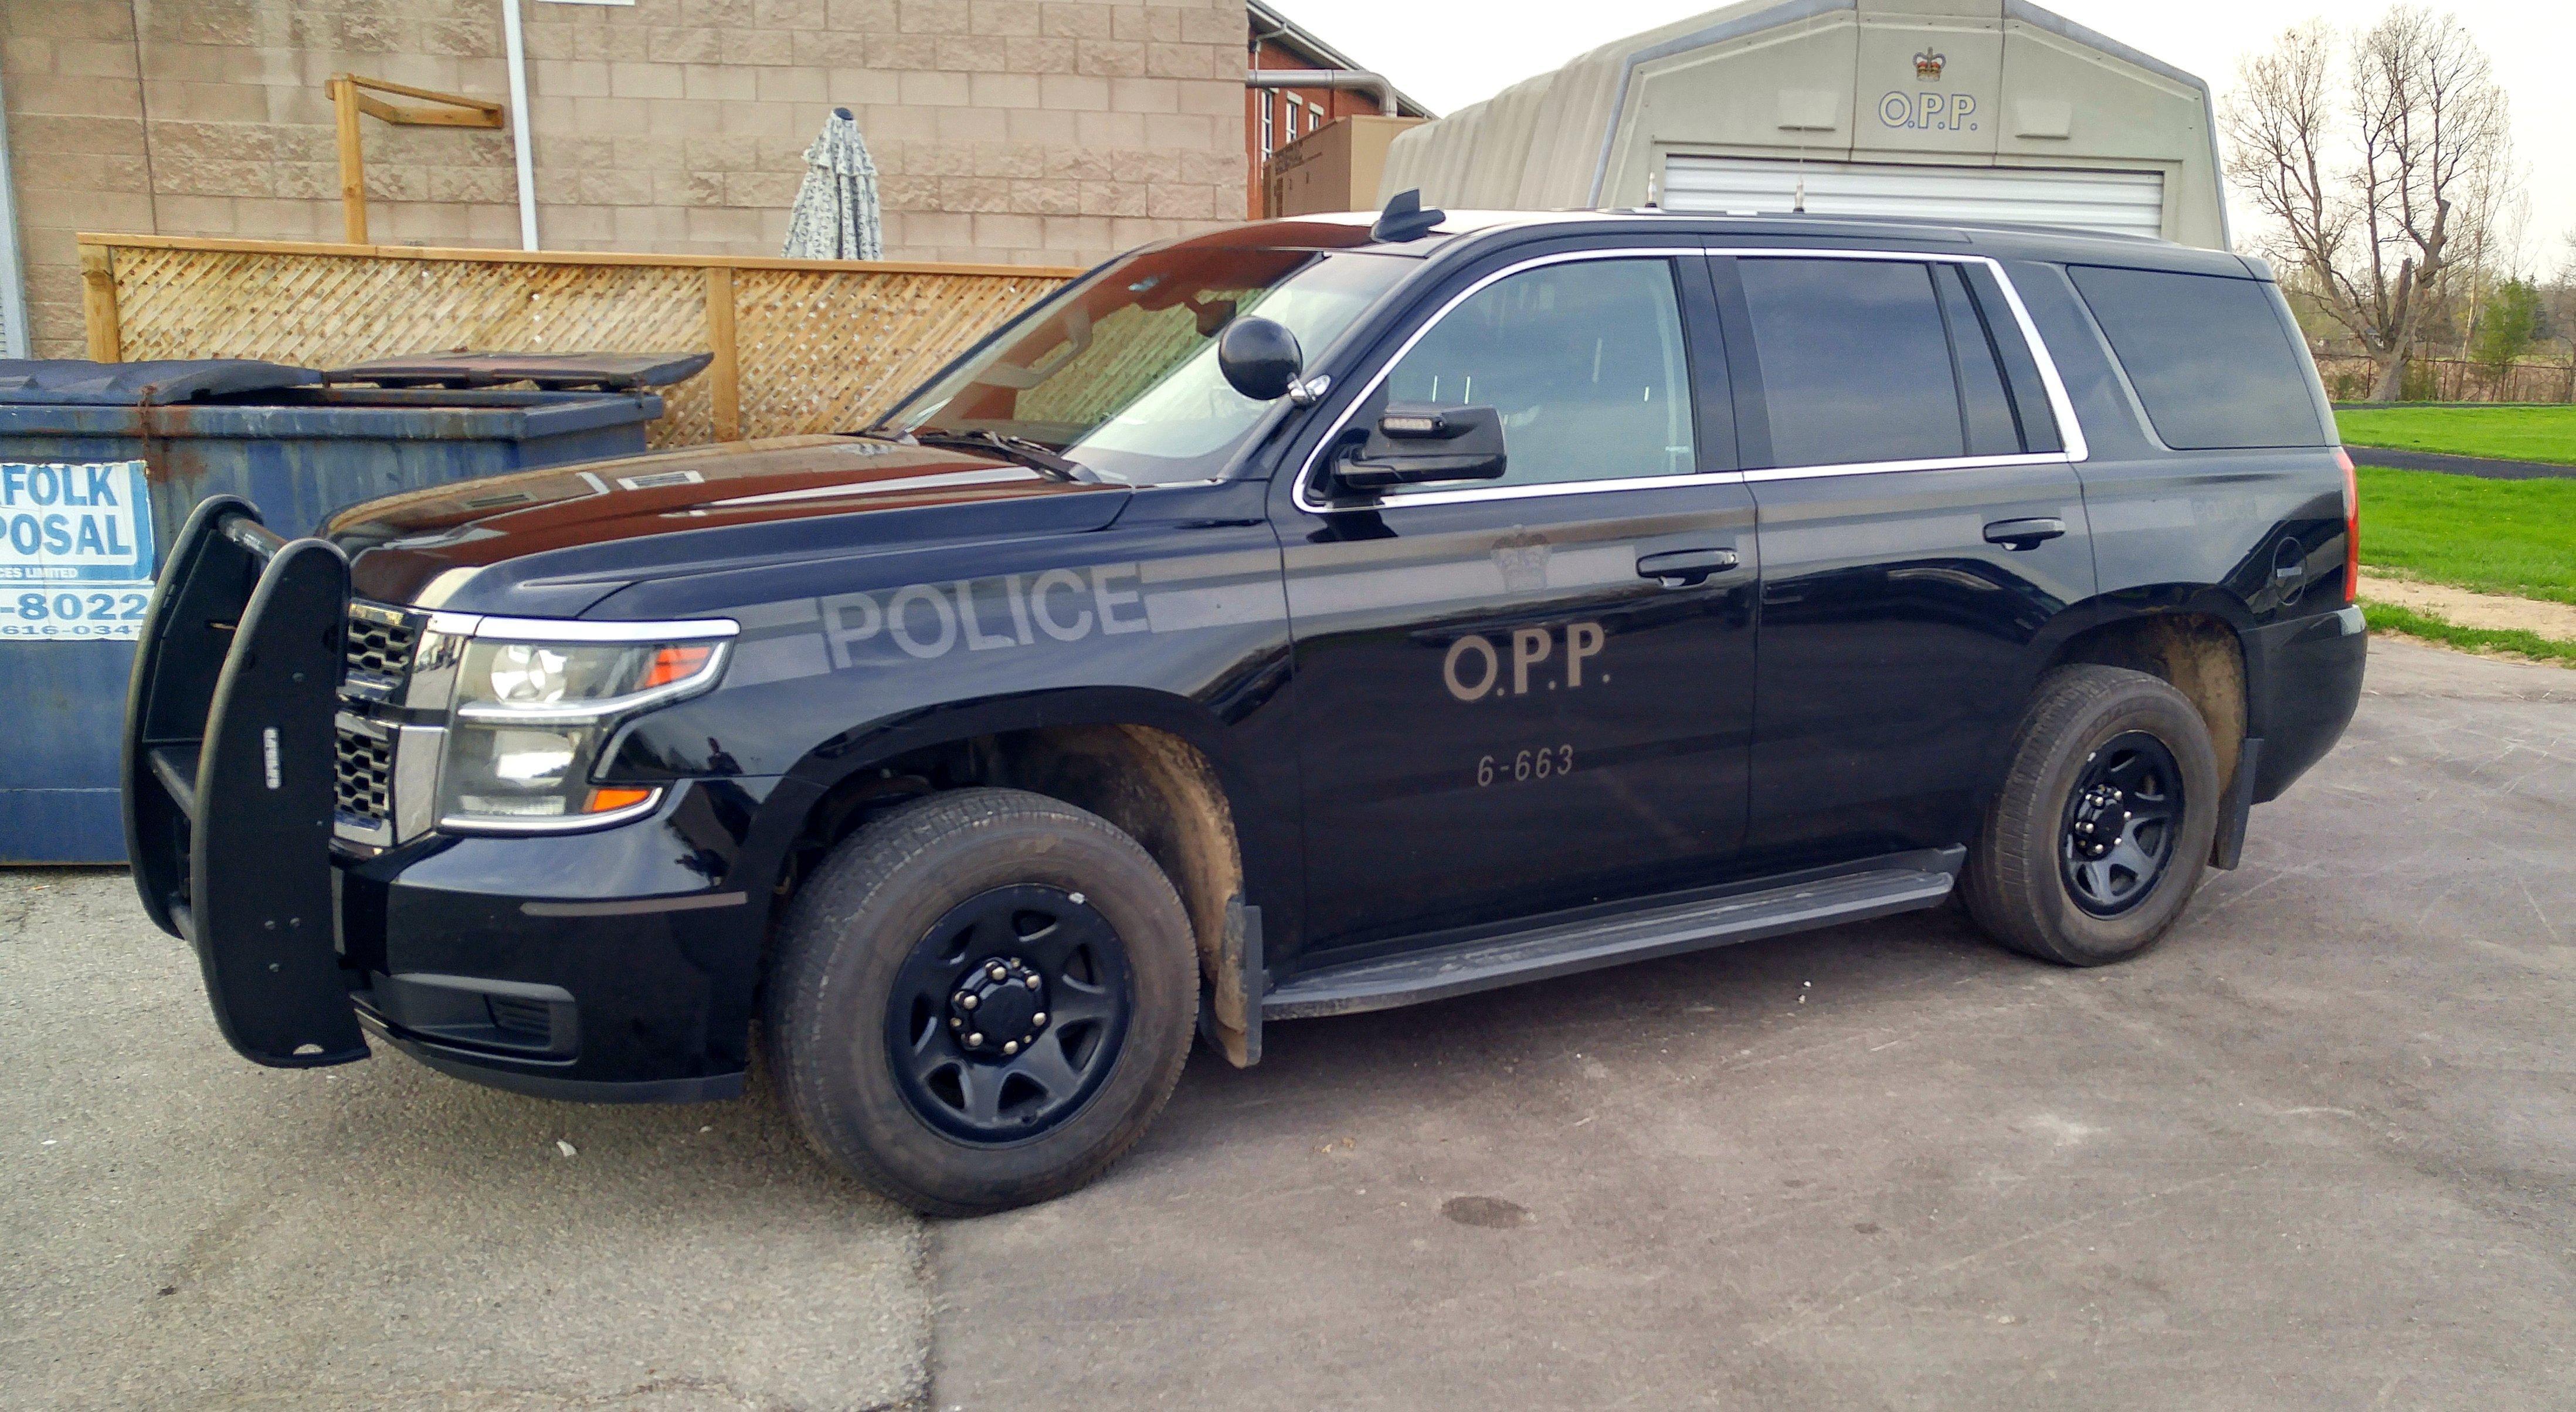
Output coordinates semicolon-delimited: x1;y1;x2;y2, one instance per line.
1292;246;1712;515
424;612;741;643
1292;245;2089;515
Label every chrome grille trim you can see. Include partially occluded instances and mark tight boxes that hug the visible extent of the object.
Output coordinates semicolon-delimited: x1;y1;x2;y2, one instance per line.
334;716;393;829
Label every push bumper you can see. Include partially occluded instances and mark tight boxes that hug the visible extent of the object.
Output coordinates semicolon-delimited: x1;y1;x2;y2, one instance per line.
123;497;774;1099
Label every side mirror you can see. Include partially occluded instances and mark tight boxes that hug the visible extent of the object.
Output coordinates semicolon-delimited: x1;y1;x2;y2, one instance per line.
1217;316;1304;401
1333;403;1509;492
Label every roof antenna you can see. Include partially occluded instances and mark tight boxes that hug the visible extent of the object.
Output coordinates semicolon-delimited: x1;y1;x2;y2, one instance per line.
1372;188;1445;243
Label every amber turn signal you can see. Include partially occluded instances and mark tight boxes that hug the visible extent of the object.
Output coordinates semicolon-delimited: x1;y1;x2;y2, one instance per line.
582;786;654;814
639;644;716;690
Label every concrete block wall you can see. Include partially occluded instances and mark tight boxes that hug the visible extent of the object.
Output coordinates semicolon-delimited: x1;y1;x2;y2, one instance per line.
1;0;1250;358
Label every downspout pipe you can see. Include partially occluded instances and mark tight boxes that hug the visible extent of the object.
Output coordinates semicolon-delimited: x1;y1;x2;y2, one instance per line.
1245;69;1396;117
501;0;539;250
0;72;28;356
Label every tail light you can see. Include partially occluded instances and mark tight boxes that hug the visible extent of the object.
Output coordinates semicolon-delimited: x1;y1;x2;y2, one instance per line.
2337;447;2358;605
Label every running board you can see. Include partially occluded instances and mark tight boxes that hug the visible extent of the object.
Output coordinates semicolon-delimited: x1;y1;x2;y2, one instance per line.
1262;855;1961;1021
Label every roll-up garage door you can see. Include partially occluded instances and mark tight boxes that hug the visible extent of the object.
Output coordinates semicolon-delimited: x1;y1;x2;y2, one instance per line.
1661;158;2166;239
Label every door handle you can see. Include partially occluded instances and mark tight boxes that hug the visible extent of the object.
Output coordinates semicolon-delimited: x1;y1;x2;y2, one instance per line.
1636;547;1739;587
1983;517;2066;551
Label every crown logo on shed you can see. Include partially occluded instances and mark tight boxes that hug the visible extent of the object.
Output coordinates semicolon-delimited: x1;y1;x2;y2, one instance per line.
1913;49;1946;80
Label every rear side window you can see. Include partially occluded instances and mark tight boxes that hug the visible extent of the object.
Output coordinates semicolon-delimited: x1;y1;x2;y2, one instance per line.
2068;264;2327;450
1733;257;2058;469
1737;259;1958;467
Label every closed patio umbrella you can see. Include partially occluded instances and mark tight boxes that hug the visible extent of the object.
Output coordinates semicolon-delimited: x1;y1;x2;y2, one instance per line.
781;106;883;261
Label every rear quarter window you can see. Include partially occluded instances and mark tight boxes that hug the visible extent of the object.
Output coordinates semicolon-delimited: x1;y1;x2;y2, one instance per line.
2067;264;2327;451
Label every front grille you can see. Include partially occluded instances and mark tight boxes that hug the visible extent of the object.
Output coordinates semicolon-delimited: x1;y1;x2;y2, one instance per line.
335;722;393;824
344;607;419;680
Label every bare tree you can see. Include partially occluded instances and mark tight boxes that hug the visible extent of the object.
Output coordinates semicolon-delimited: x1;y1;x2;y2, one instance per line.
2225;7;2511;401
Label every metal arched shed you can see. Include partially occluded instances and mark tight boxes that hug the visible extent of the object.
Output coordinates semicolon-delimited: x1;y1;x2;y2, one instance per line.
1379;0;2228;247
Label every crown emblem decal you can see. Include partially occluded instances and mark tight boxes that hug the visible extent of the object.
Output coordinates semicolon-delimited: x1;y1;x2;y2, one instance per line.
1913;49;1946;80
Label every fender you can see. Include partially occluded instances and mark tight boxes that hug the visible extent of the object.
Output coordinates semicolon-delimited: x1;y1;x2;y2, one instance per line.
1966;583;2260;819
727;682;1299;949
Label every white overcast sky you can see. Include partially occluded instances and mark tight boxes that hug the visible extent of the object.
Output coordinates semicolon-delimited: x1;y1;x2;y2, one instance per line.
1284;0;2575;269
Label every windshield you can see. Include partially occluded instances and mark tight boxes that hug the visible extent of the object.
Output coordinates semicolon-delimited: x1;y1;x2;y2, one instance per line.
875;246;1413;486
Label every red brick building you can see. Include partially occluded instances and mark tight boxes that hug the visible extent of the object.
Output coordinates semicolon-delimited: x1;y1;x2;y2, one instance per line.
1245;1;1432;216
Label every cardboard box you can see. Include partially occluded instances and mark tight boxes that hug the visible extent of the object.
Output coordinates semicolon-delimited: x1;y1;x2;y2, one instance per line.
1264;115;1427;218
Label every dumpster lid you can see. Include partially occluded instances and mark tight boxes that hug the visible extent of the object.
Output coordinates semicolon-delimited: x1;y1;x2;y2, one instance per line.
0;358;321;406
326;351;713;391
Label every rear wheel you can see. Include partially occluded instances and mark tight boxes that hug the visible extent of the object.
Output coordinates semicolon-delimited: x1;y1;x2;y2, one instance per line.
766;788;1198;1216
1961;666;2222;966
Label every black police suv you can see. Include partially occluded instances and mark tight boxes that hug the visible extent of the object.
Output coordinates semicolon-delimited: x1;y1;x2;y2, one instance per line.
125;200;2365;1214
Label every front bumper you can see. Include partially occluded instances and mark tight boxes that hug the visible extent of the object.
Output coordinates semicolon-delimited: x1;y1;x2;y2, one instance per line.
123;497;789;1100
333;796;785;1096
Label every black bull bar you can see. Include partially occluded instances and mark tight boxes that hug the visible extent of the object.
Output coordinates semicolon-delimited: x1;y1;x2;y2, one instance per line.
121;495;366;1067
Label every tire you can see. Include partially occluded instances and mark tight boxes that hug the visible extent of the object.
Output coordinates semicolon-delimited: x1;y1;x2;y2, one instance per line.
1960;666;2223;967
765;788;1198;1216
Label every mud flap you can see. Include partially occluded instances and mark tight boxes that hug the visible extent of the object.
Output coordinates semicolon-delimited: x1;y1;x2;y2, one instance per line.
2209;736;2263;871
1196;897;1263;1067
123;500;366;1067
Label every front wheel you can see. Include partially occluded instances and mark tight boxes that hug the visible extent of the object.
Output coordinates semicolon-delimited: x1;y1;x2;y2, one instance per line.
766;788;1198;1216
1961;666;2223;966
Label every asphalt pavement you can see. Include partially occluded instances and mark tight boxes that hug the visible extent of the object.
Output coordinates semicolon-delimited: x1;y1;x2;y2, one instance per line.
5;637;2571;1410
2342;444;2576;480
931;637;2576;1408
0;878;927;1410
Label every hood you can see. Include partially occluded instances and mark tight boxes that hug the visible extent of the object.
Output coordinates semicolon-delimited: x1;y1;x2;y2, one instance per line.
330;435;1129;615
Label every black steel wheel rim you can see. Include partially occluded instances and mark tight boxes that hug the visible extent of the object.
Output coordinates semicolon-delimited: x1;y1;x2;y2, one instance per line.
884;884;1132;1145
2059;730;2185;918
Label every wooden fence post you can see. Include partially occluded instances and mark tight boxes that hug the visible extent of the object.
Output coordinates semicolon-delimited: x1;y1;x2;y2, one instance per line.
79;244;120;362
330;76;369;245
707;266;741;441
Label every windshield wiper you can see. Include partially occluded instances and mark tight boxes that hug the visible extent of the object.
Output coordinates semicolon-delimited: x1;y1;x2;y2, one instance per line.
906;429;1099;483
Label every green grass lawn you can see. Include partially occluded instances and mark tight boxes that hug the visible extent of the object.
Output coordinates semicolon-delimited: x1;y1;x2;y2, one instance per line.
2334;405;2576;464
2356;466;2576;606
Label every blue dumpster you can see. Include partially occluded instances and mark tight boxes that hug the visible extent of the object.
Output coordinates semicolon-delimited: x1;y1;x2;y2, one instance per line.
0;359;665;863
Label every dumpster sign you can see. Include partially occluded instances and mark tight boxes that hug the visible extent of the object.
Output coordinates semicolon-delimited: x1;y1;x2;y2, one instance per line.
0;460;157;640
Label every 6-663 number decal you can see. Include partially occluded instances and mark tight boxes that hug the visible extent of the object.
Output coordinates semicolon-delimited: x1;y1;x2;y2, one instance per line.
1;586;152;639
1477;744;1573;787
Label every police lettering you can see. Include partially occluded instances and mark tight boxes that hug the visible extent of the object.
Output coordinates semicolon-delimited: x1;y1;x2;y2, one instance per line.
822;565;1151;668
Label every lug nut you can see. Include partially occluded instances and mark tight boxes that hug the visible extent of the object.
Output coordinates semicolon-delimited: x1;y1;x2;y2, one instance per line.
967;1032;983;1046
1031;1012;1047;1026
961;994;978;1010
989;964;1007;980
1003;1040;1019;1055
949;1017;961;1029
1025;975;1041;989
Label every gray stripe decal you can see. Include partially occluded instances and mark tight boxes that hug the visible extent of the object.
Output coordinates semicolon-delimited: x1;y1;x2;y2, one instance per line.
522;891;749;917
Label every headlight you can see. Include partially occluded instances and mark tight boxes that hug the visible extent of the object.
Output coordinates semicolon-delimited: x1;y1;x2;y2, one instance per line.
430;618;734;832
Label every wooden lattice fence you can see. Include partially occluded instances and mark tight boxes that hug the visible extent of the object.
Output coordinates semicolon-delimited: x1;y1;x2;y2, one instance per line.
78;235;1080;447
